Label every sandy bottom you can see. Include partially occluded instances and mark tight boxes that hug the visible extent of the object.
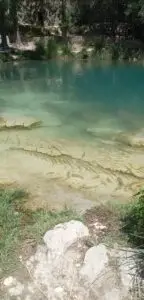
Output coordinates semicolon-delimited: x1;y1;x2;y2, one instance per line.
1;121;144;212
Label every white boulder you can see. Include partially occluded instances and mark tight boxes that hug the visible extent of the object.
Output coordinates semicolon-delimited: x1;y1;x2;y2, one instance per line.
3;221;139;300
43;220;89;256
80;244;108;283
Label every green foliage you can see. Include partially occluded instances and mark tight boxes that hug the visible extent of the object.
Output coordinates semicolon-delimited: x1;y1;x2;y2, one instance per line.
34;39;45;60
0;188;26;274
92;41;120;61
80;48;89;59
0;53;10;62
23;208;81;241
121;190;144;294
122;190;144;248
111;43;121;61
101;47;112;60
46;38;58;59
93;39;105;53
1;0;144;61
0;188;80;276
23;39;46;60
24;39;46;60
61;42;73;57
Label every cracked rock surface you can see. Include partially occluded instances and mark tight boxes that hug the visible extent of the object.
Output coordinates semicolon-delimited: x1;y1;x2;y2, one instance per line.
2;221;137;300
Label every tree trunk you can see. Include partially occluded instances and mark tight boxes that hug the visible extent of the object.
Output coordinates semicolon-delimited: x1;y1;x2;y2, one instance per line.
61;0;68;38
38;0;45;35
1;32;8;48
0;1;8;49
10;0;21;44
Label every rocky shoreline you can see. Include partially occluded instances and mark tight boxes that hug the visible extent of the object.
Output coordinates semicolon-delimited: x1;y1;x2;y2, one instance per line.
1;220;141;300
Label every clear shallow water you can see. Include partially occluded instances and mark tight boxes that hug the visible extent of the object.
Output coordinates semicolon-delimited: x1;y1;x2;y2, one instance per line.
1;60;144;210
0;60;144;141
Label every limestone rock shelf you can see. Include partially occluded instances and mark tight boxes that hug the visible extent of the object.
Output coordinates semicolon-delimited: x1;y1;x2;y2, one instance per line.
0;114;42;130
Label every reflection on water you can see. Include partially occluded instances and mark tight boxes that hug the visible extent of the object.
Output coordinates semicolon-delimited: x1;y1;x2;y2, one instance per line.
0;60;144;210
0;61;144;137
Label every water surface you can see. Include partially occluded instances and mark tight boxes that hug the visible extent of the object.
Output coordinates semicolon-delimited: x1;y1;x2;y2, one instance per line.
0;60;144;210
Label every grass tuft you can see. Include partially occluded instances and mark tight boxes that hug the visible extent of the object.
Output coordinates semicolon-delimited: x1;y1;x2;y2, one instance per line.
0;188;81;277
122;189;144;248
121;189;144;297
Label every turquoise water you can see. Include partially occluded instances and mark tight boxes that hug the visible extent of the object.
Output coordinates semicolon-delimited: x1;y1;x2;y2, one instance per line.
0;60;144;143
1;60;144;209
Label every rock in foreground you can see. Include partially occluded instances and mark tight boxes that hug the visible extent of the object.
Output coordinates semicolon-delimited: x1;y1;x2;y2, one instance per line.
2;220;138;300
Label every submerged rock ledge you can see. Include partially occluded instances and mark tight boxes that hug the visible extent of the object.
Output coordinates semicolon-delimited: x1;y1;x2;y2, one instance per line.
116;130;144;147
0;115;42;130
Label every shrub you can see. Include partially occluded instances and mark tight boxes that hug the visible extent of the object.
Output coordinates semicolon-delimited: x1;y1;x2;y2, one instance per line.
80;47;89;59
61;42;73;57
111;43;121;61
122;190;144;296
33;39;46;60
46;38;58;59
122;190;144;248
24;39;46;60
94;38;105;53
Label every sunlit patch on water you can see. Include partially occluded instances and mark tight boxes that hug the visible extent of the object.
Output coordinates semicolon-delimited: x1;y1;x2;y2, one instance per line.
0;61;144;211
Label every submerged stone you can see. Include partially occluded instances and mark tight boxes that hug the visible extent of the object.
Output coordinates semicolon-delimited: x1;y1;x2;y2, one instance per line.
87;127;122;136
116;130;144;147
86;119;123;137
0;114;42;130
